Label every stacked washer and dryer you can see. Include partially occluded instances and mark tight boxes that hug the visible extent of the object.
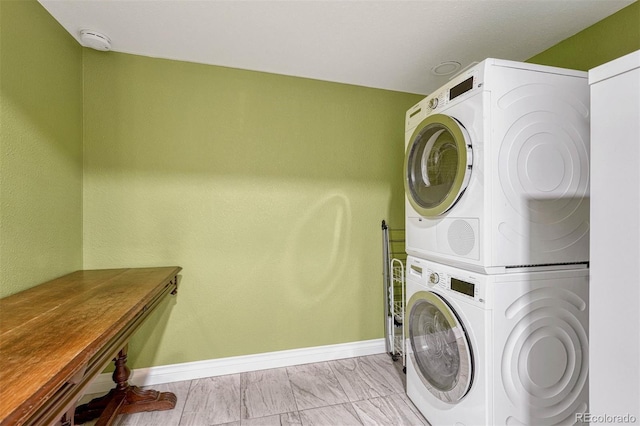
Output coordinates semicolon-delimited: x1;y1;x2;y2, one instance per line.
403;59;591;426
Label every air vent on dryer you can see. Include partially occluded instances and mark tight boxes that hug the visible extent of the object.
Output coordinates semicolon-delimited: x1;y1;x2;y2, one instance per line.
448;219;475;256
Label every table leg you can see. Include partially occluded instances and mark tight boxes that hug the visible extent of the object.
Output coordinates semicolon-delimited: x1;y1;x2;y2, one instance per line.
74;346;177;425
60;406;76;426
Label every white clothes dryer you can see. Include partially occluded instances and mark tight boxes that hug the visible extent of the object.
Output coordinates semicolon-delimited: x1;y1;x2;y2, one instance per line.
405;255;589;426
404;59;590;273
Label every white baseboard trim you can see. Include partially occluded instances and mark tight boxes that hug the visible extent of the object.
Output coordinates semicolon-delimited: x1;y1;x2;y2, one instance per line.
86;338;386;395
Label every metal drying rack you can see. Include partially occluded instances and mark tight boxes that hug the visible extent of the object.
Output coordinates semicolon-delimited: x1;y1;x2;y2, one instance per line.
381;220;406;369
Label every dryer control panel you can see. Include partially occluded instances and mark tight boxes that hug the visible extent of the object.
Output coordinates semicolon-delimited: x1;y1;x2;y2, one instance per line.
405;64;484;131
425;73;480;114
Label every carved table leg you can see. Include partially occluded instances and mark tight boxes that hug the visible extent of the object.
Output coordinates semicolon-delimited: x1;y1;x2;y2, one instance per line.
75;346;177;425
60;406;76;426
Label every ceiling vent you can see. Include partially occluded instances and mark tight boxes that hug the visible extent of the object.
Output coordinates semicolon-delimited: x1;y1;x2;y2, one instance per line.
430;61;461;76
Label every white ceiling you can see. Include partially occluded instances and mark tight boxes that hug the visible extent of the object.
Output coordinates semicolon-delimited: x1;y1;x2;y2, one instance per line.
38;0;633;95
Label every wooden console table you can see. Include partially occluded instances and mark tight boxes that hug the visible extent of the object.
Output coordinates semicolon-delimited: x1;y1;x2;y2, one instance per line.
0;267;182;426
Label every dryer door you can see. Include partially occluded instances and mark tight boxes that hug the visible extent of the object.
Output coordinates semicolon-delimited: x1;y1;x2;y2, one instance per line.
407;290;473;403
404;114;473;217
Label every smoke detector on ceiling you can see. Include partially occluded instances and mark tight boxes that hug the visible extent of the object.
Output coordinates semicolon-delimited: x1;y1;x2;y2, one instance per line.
79;30;111;51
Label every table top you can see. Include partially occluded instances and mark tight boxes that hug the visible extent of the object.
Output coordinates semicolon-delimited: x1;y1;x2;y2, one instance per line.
0;267;182;424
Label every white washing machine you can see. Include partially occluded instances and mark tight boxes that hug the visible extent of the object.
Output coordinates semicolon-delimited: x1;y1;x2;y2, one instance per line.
404;59;590;273
405;256;589;426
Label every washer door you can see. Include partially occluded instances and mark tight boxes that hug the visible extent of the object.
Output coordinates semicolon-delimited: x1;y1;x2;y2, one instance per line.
404;114;473;217
408;290;473;403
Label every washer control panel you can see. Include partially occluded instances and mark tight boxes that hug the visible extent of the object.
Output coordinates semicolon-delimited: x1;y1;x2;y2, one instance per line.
407;256;486;306
430;269;485;304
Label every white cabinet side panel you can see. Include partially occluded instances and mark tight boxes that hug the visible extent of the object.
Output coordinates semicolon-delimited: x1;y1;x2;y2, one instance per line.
589;51;640;420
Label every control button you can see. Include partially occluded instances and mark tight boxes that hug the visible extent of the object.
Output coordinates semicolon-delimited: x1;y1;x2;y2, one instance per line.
429;272;439;285
428;98;439;109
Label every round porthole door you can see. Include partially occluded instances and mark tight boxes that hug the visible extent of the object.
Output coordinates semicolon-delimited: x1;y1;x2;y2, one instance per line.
404;114;473;217
407;290;473;403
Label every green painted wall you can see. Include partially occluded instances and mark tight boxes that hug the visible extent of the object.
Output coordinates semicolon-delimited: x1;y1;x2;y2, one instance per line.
0;0;83;298
528;1;639;69
82;51;421;367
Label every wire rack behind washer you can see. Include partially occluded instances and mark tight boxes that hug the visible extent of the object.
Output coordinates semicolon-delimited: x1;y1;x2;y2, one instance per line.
381;220;406;368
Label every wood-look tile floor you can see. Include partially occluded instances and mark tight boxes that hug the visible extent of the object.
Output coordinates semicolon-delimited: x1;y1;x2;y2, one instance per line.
78;354;430;426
